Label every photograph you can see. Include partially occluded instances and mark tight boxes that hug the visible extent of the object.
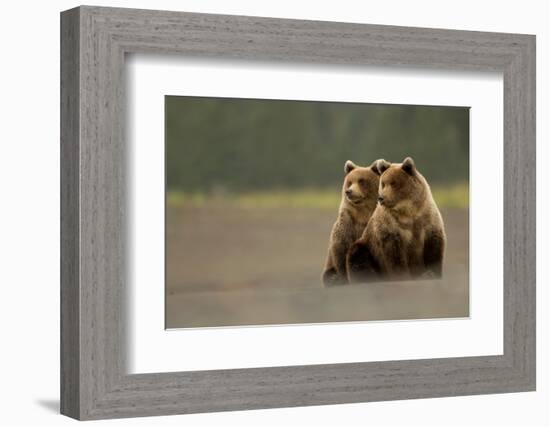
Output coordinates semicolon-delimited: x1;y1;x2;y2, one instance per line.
165;96;470;328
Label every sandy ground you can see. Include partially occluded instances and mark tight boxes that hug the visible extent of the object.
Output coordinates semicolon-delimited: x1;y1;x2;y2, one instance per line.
166;204;469;328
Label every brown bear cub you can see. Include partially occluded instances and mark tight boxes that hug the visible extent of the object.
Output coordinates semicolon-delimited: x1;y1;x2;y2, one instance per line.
322;160;381;286
347;157;446;283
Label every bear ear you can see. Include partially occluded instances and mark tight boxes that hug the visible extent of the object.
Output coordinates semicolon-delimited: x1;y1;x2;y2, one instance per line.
375;159;391;175
344;160;357;174
401;157;416;175
370;159;387;175
369;159;381;175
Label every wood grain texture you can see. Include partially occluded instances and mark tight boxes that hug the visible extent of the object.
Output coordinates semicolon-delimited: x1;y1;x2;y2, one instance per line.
60;5;536;420
60;7;80;419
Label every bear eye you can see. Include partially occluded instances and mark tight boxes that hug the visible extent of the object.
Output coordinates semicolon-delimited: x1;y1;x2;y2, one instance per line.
381;182;386;189
358;178;366;185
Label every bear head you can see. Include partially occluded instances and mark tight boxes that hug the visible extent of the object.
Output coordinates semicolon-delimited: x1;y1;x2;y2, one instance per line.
342;160;382;207
376;157;429;211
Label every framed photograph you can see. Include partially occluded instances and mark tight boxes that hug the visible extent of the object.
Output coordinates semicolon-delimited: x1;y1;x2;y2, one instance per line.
60;6;535;420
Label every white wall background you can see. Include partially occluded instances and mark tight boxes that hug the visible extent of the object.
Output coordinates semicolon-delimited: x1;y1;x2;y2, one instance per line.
0;0;546;425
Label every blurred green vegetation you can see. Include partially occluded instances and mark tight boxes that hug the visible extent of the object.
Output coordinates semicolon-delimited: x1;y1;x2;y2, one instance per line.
167;182;469;210
166;96;469;197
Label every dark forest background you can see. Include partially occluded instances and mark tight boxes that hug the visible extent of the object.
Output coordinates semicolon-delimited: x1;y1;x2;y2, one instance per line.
165;96;469;193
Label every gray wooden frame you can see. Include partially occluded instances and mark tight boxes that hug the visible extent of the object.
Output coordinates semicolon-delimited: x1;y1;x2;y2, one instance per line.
60;5;536;420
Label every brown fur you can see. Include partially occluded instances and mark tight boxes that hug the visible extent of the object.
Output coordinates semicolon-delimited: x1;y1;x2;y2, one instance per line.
347;157;446;283
322;160;381;286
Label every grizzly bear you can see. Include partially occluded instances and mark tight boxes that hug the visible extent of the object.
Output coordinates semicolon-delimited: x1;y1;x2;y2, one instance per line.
347;157;446;283
322;160;381;286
